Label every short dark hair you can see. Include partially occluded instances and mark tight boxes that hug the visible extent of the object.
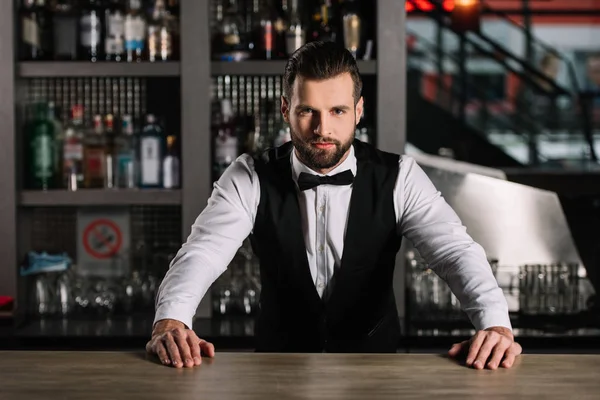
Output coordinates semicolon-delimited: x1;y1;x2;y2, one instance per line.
283;41;363;104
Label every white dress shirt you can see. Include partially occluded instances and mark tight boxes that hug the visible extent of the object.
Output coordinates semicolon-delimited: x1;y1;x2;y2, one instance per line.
154;144;512;332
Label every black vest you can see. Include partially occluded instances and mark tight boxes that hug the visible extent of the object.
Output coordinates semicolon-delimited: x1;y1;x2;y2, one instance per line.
250;140;403;353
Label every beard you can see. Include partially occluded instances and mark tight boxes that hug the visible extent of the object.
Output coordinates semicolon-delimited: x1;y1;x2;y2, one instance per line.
290;127;355;171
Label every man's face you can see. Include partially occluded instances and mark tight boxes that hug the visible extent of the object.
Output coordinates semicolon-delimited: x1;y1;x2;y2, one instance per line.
282;73;363;173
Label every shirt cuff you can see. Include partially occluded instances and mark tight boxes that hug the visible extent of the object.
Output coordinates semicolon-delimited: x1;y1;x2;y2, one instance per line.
153;302;198;331
470;309;513;332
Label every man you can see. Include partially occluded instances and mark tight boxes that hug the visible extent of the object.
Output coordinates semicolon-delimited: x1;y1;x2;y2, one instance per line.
146;41;522;369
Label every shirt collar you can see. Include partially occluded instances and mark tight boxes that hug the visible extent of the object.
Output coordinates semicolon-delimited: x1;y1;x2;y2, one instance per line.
291;144;357;183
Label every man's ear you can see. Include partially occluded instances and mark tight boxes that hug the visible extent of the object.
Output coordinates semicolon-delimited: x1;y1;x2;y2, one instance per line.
281;95;290;123
355;96;364;124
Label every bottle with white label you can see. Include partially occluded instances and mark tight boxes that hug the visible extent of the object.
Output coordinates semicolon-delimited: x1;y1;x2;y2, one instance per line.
162;135;180;189
139;114;164;188
125;0;146;62
79;0;104;62
19;0;53;61
104;0;125;61
62;105;85;191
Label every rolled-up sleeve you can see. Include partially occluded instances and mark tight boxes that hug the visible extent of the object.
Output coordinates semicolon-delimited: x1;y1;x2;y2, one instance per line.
154;154;260;329
395;156;511;331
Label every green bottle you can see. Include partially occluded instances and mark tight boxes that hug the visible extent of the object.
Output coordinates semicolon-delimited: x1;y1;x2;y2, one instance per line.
28;102;56;190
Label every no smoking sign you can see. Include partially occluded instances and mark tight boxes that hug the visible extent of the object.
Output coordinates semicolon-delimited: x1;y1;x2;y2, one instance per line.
83;219;123;259
77;209;130;278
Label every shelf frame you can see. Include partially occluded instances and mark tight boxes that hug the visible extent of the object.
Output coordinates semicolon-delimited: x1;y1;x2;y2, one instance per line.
18;61;181;78
211;60;377;76
19;189;182;207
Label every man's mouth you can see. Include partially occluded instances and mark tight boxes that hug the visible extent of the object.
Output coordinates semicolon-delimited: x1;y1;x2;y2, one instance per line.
312;142;336;149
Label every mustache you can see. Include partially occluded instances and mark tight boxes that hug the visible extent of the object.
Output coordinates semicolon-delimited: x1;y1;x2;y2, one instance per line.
310;138;340;145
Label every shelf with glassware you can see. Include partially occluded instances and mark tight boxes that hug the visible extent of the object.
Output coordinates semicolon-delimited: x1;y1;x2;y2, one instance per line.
404;250;598;337
22;102;182;205
211;0;375;65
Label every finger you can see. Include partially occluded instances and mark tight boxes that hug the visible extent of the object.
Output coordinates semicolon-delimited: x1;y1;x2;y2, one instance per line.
448;341;468;357
466;332;486;367
173;331;195;368
502;343;522;368
164;334;183;368
473;335;498;370
155;341;171;366
486;338;511;370
187;334;202;366
200;340;216;358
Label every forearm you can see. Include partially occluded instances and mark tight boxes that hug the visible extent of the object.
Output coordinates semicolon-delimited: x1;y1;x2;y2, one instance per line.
154;248;228;329
153;155;259;330
437;242;512;331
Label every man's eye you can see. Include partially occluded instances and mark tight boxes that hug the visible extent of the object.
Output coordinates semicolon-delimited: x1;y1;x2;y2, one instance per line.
333;109;345;115
300;108;313;115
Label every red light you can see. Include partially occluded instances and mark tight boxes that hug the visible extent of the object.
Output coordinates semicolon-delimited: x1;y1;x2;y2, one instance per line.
406;1;456;12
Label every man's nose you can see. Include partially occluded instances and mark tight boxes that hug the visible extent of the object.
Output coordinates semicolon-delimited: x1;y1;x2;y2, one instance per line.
312;114;331;136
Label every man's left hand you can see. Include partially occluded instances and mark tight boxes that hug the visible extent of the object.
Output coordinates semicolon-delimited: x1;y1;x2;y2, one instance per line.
447;326;522;370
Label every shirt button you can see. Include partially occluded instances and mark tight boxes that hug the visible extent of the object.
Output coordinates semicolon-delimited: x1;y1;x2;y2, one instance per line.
318;283;325;289
318;245;324;252
320;205;325;213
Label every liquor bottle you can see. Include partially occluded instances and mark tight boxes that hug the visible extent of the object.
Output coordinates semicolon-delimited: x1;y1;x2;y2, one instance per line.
253;1;275;60
213;99;238;179
146;0;173;62
47;101;64;181
52;0;78;60
19;0;53;61
79;0;104;62
273;0;289;59
356;108;372;143
104;0;126;61
139;114;164;188
211;0;250;61
124;0;146;62
27;102;56;190
341;0;361;59
83;114;107;188
286;0;304;56
115;114;137;188
309;1;335;43
165;0;180;60
162;135;180;189
62;105;85;190
104;114;116;188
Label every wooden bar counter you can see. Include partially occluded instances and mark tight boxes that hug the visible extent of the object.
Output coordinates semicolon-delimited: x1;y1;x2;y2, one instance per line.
1;351;599;399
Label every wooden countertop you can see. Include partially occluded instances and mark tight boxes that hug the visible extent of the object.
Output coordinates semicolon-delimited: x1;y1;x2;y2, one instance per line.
1;351;599;399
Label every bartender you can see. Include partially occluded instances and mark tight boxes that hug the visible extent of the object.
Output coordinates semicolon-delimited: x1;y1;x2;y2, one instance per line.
146;41;522;370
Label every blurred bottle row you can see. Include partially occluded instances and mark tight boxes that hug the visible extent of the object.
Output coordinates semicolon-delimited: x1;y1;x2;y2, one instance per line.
25;102;180;191
19;0;180;62
212;0;372;61
211;98;373;180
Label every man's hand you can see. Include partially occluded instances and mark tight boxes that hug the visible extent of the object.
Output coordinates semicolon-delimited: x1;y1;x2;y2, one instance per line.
146;319;215;368
447;326;522;370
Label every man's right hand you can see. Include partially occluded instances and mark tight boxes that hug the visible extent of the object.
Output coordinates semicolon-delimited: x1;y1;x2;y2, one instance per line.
145;319;215;368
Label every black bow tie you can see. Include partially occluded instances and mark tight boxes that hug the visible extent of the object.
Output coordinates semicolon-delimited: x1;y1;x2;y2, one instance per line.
297;170;355;191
